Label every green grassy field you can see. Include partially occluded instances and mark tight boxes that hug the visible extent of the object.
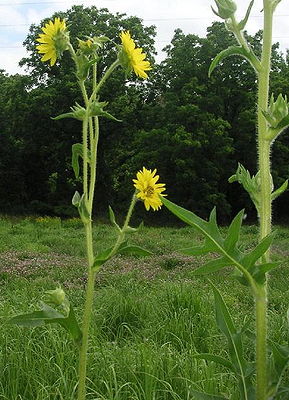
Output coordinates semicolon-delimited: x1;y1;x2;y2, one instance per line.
1;216;289;399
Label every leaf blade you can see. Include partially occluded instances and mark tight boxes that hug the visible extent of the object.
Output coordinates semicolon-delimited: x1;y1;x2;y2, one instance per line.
209;46;250;77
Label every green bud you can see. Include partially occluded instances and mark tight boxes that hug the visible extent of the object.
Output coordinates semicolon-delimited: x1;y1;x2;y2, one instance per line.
77;36;109;55
78;38;94;55
52;103;87;121
211;0;237;19
274;93;288;123
45;287;70;315
262;94;289;138
46;287;66;306
75;53;97;81
89;101;121;122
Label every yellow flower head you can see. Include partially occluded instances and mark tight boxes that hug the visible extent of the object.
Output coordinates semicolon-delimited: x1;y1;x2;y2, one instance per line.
133;167;166;211
119;31;152;79
36;17;69;66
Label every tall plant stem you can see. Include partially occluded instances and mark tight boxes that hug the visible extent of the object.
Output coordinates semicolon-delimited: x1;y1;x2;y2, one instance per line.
255;2;273;399
77;222;95;400
255;285;268;400
258;1;273;247
76;56;121;400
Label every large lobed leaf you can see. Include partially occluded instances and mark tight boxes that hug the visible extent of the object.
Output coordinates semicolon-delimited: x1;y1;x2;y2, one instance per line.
10;302;82;344
161;197;277;285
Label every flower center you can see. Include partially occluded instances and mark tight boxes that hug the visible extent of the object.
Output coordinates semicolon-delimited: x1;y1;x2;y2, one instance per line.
145;186;154;197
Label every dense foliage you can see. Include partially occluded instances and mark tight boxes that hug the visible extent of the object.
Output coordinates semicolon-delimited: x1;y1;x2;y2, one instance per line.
1;5;289;223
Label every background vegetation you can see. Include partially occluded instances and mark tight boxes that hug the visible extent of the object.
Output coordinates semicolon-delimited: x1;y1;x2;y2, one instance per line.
1;5;289;223
1;216;289;399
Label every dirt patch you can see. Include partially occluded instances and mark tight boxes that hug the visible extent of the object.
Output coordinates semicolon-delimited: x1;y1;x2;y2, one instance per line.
0;250;209;289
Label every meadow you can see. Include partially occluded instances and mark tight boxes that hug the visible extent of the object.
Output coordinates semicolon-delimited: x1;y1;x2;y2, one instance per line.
1;216;289;399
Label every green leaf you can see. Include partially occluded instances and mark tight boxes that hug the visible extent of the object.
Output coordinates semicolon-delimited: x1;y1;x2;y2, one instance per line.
268;341;289;398
212;283;250;398
162;197;273;286
181;239;217;256
272;180;288;201
108;205;121;231
273;0;282;11
161;197;238;275
276;113;289;130
78;195;91;224
228;163;260;213
238;0;254;30
92;247;113;271
208;207;223;243
161;197;222;248
89;101;121;122
60;304;82;344
192;353;234;371
71;143;91;179
209;46;250;77
190;388;228;400
72;191;81;207
10;302;82;344
72;143;82;179
162;197;209;231
242;232;276;270
212;285;236;337
224;210;244;251
118;245;152;257
271;341;289;376
9;304;63;327
122;221;144;234
252;262;280;284
52;103;86;121
192;257;232;276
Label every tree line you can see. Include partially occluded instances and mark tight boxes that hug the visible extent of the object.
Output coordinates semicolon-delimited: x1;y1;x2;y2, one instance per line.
1;5;289;224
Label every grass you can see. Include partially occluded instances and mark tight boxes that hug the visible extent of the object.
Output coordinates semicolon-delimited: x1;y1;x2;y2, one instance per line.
1;216;289;399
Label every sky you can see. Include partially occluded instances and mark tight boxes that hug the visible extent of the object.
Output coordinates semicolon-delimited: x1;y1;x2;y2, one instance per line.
1;0;289;75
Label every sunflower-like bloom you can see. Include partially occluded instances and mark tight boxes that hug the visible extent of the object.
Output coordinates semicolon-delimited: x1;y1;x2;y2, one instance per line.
133;167;166;211
36;17;69;66
119;31;152;79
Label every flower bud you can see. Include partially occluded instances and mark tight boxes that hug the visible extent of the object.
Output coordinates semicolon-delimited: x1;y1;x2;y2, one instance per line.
264;94;289;129
46;287;66;306
78;38;93;55
75;53;93;81
273;94;288;123
212;0;237;20
77;36;109;56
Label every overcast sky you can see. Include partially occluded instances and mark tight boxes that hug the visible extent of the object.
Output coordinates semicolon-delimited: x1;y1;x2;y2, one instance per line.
1;0;289;75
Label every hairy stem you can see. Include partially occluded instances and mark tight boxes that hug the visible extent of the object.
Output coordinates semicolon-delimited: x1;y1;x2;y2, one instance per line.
88;117;99;211
255;1;274;399
258;2;273;247
89;60;120;101
77;222;95;400
77;59;121;399
255;285;268;400
106;194;137;261
82;116;89;199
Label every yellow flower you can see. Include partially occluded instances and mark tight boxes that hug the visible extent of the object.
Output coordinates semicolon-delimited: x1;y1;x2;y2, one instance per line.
133;167;166;211
36;17;68;66
119;31;152;79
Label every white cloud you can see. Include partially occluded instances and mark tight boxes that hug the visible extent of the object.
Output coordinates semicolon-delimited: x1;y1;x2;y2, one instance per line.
0;42;27;74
